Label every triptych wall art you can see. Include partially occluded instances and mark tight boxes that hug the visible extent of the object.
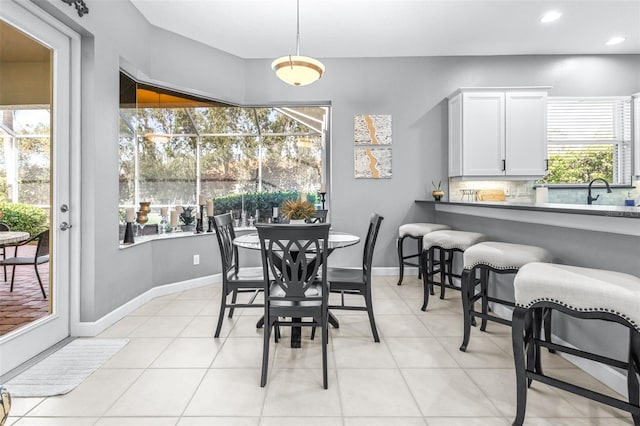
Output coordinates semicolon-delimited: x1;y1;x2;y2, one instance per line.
353;114;392;179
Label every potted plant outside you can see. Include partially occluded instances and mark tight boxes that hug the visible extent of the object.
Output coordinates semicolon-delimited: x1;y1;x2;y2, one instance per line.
280;199;316;224
432;180;445;201
179;206;196;231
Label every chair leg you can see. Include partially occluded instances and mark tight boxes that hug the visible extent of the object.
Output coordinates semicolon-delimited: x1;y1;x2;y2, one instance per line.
440;248;447;300
421;249;430;311
396;236;405;286
512;307;529;426
628;329;640;425
365;293;380;343
417;237;423;280
531;308;544;377
322;312;329;389
261;315;271;387
2;247;6;282
429;247;435;296
9;265;16;292
228;289;239;318
214;286;228;338
543;308;555;353
480;268;489;332
459;268;474;352
34;264;46;299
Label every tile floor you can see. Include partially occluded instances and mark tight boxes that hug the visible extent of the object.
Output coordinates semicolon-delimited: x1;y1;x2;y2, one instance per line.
5;275;635;425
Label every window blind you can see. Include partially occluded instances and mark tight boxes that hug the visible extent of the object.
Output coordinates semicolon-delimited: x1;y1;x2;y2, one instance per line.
547;97;631;185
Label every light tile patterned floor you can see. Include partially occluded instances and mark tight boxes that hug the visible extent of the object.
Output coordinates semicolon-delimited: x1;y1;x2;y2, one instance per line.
6;276;635;425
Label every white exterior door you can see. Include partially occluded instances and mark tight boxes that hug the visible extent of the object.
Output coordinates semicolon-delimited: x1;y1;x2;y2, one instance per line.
0;1;78;376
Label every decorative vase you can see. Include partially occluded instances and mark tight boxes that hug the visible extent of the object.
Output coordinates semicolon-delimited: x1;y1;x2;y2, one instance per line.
138;201;151;213
0;386;10;426
432;190;445;202
181;224;195;232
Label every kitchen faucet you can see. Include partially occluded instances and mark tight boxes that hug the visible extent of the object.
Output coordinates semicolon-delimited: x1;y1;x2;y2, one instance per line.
587;178;612;205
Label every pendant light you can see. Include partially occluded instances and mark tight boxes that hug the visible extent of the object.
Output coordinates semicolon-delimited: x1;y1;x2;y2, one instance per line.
272;0;325;86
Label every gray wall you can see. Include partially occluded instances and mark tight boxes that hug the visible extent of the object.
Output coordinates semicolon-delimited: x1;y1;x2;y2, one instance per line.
32;0;640;322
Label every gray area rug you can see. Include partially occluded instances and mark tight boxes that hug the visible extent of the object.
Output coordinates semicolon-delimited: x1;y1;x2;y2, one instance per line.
5;338;128;397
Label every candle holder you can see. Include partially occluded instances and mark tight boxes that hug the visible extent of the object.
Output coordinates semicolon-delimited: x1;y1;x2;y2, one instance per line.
195;204;205;233
207;216;214;232
123;221;135;244
318;191;327;210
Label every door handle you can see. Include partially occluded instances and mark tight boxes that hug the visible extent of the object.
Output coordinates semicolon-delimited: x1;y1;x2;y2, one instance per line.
59;222;72;231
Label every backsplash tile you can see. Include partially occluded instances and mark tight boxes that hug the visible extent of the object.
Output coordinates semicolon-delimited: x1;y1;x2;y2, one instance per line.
448;176;639;206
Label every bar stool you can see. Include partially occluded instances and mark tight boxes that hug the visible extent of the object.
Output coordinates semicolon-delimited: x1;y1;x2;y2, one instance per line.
397;223;450;286
420;230;486;311
512;262;640;425
459;242;552;352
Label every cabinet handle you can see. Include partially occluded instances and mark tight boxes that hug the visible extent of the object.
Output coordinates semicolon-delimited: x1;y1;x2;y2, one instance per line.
545;159;549;171
501;159;506;171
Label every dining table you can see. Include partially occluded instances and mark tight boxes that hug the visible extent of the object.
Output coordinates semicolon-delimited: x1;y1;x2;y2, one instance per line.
233;230;360;348
0;231;30;246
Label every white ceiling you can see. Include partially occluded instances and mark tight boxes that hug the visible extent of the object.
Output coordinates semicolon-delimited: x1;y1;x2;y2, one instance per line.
130;0;640;59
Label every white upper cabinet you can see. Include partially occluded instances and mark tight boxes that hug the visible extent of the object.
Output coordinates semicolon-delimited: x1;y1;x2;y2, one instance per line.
634;93;639;177
448;87;549;177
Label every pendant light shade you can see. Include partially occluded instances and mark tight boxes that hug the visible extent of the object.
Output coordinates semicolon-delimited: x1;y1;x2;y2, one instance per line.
272;55;325;86
273;0;324;86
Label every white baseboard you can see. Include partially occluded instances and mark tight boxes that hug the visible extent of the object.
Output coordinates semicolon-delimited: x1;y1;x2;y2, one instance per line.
488;302;627;397
372;266;407;276
75;274;222;337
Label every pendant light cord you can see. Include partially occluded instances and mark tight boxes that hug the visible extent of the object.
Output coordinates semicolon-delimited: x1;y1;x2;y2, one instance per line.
296;0;300;56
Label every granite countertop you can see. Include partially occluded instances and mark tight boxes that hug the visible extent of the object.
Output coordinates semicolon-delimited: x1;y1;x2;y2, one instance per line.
416;199;640;219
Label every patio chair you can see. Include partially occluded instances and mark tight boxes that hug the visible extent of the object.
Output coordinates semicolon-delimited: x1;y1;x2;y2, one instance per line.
0;229;49;299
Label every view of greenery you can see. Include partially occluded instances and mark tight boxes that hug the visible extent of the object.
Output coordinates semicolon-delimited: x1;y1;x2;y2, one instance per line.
0;109;51;206
543;145;614;184
119;102;326;209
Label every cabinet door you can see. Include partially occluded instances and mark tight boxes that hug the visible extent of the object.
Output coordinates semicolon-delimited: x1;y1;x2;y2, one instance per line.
634;95;640;176
448;94;463;177
462;92;505;176
505;91;548;176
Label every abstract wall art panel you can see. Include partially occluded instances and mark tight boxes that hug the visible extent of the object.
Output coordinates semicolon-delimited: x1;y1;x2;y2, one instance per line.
354;147;392;179
354;114;392;146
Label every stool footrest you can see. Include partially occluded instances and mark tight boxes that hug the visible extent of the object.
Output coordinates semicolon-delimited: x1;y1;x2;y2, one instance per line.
470;311;512;327
528;371;640;415
535;339;629;370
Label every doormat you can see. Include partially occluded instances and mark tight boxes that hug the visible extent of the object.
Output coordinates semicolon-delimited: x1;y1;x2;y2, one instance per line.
4;338;128;397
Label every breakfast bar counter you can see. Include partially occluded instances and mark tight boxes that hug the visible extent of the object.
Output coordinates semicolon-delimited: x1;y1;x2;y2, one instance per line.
416;200;640;236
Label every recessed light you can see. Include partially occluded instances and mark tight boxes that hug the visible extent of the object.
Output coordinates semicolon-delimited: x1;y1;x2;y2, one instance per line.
606;36;626;46
540;11;562;23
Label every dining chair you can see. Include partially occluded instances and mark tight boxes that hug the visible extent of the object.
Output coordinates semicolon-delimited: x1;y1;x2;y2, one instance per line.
306;209;328;223
256;223;331;388
0;223;11;281
326;212;384;342
213;213;264;338
0;229;49;299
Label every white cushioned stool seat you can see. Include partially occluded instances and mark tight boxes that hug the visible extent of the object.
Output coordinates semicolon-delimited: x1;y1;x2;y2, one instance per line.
423;230;486;251
515;262;640;332
399;223;450;238
463;242;552;270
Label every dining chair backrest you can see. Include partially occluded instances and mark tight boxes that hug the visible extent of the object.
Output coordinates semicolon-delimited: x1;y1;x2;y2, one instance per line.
213;213;239;275
0;223;10;232
35;229;50;259
361;213;384;280
256;223;330;302
307;209;328;224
